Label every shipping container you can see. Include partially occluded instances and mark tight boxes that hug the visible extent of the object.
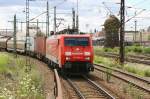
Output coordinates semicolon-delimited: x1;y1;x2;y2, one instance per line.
34;37;46;57
26;37;35;52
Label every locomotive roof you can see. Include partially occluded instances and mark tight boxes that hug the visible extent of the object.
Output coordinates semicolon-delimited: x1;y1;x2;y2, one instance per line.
47;34;91;40
59;34;91;37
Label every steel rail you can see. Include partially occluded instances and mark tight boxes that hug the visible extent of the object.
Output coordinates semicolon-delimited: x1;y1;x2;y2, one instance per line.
94;64;150;84
65;75;115;99
96;52;150;65
65;77;86;99
82;75;115;99
94;66;150;94
106;52;150;60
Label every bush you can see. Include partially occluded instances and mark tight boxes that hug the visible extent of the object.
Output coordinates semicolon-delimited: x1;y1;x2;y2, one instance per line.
133;47;143;53
104;48;113;52
144;69;150;77
125;46;143;53
125;47;132;53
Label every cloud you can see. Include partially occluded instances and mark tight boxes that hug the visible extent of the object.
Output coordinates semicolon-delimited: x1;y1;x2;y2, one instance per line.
0;0;149;32
0;0;25;6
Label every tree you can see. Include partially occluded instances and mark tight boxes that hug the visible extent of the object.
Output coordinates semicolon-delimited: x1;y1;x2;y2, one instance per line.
104;15;120;48
36;32;45;37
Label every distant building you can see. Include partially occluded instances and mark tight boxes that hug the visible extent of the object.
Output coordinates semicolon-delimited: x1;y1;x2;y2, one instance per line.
92;30;105;46
124;30;150;46
124;31;137;42
92;30;150;46
125;31;150;42
0;29;13;37
0;25;42;38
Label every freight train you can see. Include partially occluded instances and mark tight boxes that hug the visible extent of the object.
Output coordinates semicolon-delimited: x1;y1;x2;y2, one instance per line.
0;34;94;74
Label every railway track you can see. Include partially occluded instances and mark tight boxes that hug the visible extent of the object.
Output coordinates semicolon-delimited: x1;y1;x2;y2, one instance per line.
127;54;150;60
94;64;150;94
65;75;115;99
96;52;150;65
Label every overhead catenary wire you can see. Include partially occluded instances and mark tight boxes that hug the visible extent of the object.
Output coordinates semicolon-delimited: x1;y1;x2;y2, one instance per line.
102;2;114;15
125;9;146;23
29;0;68;22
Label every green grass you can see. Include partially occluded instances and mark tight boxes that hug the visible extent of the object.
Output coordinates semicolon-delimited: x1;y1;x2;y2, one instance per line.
94;55;150;77
94;46;150;54
94;47;119;53
143;47;150;54
0;54;9;73
124;65;143;76
0;53;45;99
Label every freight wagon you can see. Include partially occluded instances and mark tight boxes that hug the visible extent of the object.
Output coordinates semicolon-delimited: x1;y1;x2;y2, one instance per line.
0;37;11;50
34;36;46;59
7;37;35;53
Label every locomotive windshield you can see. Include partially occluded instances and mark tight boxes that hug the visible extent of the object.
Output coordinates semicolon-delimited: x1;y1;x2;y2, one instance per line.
65;37;89;46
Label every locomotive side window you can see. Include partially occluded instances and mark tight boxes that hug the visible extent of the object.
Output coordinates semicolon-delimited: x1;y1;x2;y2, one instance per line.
65;37;89;46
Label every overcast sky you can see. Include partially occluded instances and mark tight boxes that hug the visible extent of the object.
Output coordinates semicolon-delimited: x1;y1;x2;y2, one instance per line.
0;0;150;33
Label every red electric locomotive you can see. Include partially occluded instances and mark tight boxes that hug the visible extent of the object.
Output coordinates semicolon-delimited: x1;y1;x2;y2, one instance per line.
46;34;94;74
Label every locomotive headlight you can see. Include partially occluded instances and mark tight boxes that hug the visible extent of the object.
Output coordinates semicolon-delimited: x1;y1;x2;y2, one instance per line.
65;52;71;56
85;57;90;60
66;57;70;60
84;52;90;56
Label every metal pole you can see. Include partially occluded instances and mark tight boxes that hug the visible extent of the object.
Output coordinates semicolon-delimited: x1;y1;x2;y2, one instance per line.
54;6;56;35
37;19;39;35
134;20;137;42
72;8;76;30
46;1;49;37
119;0;125;64
26;0;29;37
21;22;23;32
76;0;79;34
140;31;142;46
26;0;31;72
13;14;17;58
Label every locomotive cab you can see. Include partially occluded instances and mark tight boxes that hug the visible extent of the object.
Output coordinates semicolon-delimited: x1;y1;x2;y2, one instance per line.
46;34;94;74
62;35;94;73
